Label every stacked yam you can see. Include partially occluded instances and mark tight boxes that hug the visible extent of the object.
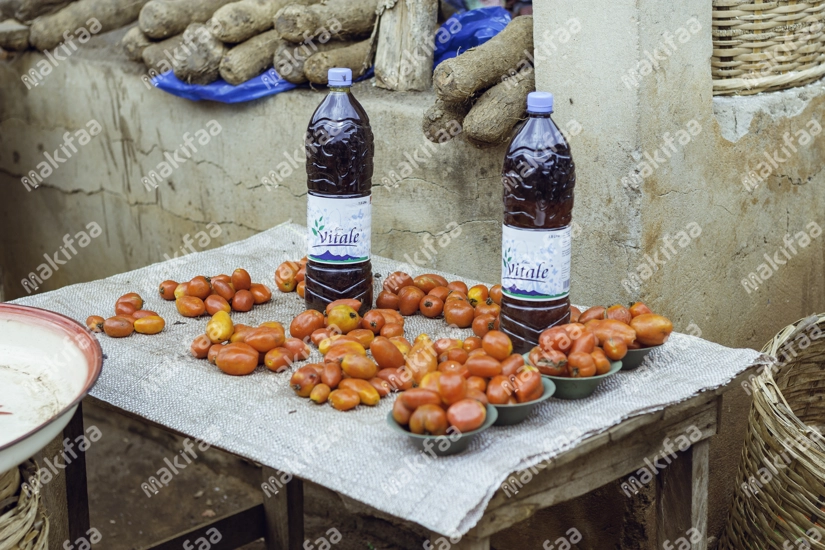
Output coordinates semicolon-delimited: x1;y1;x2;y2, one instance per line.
424;15;535;146
124;0;381;87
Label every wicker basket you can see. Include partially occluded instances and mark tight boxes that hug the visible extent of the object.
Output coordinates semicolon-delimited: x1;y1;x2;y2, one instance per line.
712;0;825;96
720;314;825;549
0;461;49;550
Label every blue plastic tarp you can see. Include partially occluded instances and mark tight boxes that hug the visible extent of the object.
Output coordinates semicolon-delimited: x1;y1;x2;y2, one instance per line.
151;7;510;103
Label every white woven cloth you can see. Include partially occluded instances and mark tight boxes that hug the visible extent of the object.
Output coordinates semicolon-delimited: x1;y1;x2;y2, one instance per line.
13;222;763;537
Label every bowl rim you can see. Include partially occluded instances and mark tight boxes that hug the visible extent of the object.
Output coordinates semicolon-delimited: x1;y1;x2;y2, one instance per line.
624;344;663;354
0;303;103;453
522;352;623;381
491;377;556;409
386;403;498;440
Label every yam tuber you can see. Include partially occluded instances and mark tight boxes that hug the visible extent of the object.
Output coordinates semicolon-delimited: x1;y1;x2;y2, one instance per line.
173;22;226;84
219;28;280;85
463;71;535;147
121;24;151;61
275;0;378;43
273;37;344;84
15;0;71;22
29;0;148;51
212;0;319;44
139;0;235;40
0;0;22;20
422;98;470;143
141;33;182;73
0;18;29;50
302;38;371;84
433;15;532;103
374;0;437;91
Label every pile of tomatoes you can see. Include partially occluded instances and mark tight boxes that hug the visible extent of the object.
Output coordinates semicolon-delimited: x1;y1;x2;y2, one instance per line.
374;271;503;330
189;312;310;376
392;330;543;435
274;258;307;297
287;300;408;410
86;292;165;338
158;268;272;318
528;302;674;378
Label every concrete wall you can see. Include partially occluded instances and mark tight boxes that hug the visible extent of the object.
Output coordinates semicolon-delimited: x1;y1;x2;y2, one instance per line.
535;0;825;547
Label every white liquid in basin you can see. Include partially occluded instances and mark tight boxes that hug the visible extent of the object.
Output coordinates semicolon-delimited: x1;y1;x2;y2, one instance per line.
0;318;88;447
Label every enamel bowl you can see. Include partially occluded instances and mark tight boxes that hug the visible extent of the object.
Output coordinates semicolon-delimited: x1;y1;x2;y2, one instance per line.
0;304;102;474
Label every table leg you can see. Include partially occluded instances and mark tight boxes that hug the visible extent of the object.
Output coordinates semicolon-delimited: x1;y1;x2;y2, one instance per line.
655;439;710;550
428;532;490;550
262;467;303;550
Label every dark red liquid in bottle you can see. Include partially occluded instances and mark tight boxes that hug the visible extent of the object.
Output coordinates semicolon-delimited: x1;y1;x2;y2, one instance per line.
304;69;374;316
499;92;575;354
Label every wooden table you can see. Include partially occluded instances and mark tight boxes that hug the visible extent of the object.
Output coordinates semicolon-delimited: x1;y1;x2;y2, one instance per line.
37;368;753;550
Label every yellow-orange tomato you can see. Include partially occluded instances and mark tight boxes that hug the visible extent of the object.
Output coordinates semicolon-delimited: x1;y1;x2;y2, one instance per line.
341;354;378;380
290;310;326;341
591;348;611;375
447;281;468;294
465;354;502;378
375;290;400;310
419;295;444;318
570;330;597;354
86;315;104;333
528;346;567;377
190;334;212;358
443;301;474;328
463;336;482;352
399;388;441;410
212;274;231;284
466;387;489;405
438;372;467;406
630;314;673;346
158;280;178;301
445;290;468;303
433;337;462;355
207;344;223;364
311;328;331;346
606;304;633;325
232;289;254;312
438;360;470;378
245;327;286;352
187;276;212;300
206;311;234;343
409;404;448;435
602;337;628;361
629;302;653;318
539;326;573;353
380;323;405;338
116;292;144;311
500;354;525;377
578;306;606;323
428;286;451;302
567;351;596;378
114;301;137;317
275;262;298;292
486;375;515;405
283;337;311;361
482;330;513;361
569;305;581;323
174;283;189;300
324;341;366;363
339;378;381;406
231;268;252;291
376;367;414;391
585;319;637;346
296;281;306;298
361;311;385;334
443;348;469;365
398;286;425;316
318;335;357;355
249;283;272;304
392;398;413;425
103;316;134;338
467;375;487;392
325;299;363;315
383;272;414;294
472;314;497;338
205;295;231;316
176;296;205;317
369;377;392;398
134;316;165;335
321;362;343;389
348;328;375;349
489;284;503;305
419;371;441;394
446;399;486;433
290;365;320;397
229;324;252;343
310;383;331;404
216;342;259;376
264;347;293;372
389;336;412;355
329;389;360;411
467;285;488;307
405;338;438;384
475;300;501;318
371;336;406;369
512;368;542;403
413;275;441;294
327;305;361;334
211;279;235;302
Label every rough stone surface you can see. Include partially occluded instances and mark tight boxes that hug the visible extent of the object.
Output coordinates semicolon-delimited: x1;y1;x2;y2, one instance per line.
535;0;825;547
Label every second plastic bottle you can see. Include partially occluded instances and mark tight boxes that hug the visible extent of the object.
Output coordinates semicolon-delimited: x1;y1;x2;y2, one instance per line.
304;68;374;316
499;91;576;354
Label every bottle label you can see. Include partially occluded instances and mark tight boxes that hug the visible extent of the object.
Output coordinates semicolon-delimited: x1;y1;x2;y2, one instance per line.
501;224;571;301
307;194;371;264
